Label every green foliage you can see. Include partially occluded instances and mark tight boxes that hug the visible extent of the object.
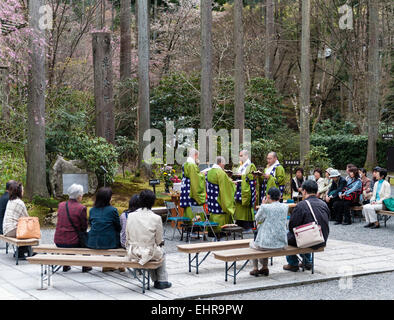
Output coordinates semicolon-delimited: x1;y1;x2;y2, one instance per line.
115;136;138;177
314;119;358;136
0;143;26;194
32;196;59;212
303;146;333;175
311;134;391;169
251;138;283;168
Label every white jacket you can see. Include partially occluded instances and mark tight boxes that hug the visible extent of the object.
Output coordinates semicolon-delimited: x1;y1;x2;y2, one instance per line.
125;208;164;266
370;180;391;204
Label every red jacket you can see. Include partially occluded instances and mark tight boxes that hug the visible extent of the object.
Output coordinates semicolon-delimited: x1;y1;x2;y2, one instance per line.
54;200;88;246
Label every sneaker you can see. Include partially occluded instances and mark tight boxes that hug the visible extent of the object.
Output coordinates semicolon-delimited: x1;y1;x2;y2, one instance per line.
283;264;299;272
82;267;92;273
154;281;172;289
63;266;71;272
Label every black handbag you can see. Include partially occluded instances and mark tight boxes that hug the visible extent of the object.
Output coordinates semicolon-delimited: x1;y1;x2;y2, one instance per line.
66;201;88;248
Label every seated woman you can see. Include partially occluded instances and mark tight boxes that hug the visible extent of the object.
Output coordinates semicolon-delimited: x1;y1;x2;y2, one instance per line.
334;166;362;225
359;168;372;204
119;194;141;249
291;168;305;203
317;168;333;200
362;168;391;229
126;189;171;289
87;187;122;271
3;181;30;259
249;187;288;277
313;168;325;200
54;184;91;272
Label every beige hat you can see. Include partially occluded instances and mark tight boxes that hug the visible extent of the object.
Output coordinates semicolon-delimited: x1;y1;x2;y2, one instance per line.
326;167;333;174
329;169;340;178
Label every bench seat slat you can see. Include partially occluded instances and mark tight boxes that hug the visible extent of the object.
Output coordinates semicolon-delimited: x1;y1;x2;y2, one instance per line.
27;254;163;269
177;239;251;253
32;245;126;256
214;246;324;262
0;235;39;246
378;210;394;216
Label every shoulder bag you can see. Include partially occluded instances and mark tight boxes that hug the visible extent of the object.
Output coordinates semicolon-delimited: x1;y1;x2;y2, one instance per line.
66;201;88;247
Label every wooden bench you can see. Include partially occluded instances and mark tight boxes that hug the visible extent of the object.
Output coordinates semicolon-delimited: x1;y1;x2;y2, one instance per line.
0;235;39;265
377;210;394;227
27;254;163;293
213;246;325;284
32;245;127;256
177;239;252;274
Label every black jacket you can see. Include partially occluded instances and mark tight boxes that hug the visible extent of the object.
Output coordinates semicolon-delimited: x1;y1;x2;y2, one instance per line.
0;191;9;234
327;176;347;199
287;196;330;249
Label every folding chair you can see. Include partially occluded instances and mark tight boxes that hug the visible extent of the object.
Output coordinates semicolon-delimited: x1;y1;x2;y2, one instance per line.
188;205;219;243
163;201;191;240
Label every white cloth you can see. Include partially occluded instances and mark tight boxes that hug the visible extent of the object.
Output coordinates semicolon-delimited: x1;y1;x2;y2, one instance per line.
362;203;383;223
264;160;280;175
125;208;164;266
186;157;196;164
237;159;251;174
370;180;391;204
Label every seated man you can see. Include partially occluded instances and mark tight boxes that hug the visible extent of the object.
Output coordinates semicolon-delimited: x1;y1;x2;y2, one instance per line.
125;189;171;290
283;180;329;272
325;169;347;221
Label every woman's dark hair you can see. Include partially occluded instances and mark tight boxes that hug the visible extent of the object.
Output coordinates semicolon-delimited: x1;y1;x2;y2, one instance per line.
139;189;156;209
267;187;281;201
313;168;323;177
378;168;387;180
295;167;304;175
346;163;355;169
348;166;359;179
8;182;23;200
359;168;367;175
301;180;318;194
128;194;141;212
94;187;113;208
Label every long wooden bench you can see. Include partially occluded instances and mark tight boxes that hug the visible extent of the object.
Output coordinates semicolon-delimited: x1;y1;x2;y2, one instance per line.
0;235;39;265
27;254;163;293
377;210;394;227
213;246;325;284
177;239;252;274
32;245;127;256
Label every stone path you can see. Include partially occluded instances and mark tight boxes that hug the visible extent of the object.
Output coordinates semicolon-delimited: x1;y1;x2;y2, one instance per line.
0;238;394;300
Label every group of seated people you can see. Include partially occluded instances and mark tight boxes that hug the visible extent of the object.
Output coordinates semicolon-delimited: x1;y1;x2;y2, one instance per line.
291;165;391;228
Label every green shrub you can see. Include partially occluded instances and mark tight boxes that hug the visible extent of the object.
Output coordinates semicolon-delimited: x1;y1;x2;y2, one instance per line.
311;134;391;169
303;146;333;175
0;144;26;194
32;196;59;212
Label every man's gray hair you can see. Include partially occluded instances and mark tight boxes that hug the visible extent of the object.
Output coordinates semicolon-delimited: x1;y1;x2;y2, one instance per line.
240;149;249;157
216;156;226;165
67;184;84;200
268;151;278;159
188;148;199;158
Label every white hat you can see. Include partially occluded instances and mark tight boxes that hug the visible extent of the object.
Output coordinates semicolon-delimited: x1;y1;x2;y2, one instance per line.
329;169;340;178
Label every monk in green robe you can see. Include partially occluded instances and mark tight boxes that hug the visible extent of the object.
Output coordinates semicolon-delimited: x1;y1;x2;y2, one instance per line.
180;149;206;221
233;150;257;231
258;151;286;203
206;156;236;232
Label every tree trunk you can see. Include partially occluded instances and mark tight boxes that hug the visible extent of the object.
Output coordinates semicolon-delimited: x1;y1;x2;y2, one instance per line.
137;0;151;175
120;0;132;81
92;32;115;144
0;66;10;122
299;0;311;164
234;0;245;144
26;0;49;199
265;0;275;79
365;0;380;169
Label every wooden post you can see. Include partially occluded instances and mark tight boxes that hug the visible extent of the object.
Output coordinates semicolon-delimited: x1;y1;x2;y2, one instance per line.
0;66;10;122
92;31;115;144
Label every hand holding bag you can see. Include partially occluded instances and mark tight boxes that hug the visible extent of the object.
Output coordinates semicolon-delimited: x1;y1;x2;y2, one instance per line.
293;200;325;248
16;217;41;239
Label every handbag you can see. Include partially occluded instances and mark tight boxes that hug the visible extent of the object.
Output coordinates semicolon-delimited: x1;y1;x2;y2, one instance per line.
342;179;362;203
66;201;88;247
293;200;325;248
16;217;41;239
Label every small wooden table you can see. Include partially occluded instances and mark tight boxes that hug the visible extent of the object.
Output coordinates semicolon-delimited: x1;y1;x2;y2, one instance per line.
221;226;244;240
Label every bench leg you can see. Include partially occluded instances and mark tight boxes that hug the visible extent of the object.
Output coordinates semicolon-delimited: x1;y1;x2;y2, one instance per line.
142;270;146;294
5;243;8;254
312;253;315;274
233;261;237;285
225;262;228;282
196;253;199;274
188;254;191;273
271;257;273;266
15;246;19;265
40;265;44;289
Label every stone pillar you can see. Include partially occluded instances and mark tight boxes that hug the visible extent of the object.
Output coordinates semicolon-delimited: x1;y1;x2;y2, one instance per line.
92;31;115;144
0;66;10;122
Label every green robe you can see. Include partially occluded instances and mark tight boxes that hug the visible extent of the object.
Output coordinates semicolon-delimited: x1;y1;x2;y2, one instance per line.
258;164;286;204
206;167;236;230
182;162;206;221
234;163;257;222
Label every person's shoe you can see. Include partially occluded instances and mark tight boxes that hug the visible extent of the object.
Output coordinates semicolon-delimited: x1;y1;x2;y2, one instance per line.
102;267;116;272
299;263;312;271
62;266;71;272
118;268;126;272
334;221;342;225
258;268;269;276
82;267;92;273
154;281;172;289
283;264;299;272
370;223;380;229
364;223;374;228
249;269;260;277
342;221;351;225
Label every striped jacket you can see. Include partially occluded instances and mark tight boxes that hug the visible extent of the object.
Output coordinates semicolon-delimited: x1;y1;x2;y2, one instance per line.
3;198;29;236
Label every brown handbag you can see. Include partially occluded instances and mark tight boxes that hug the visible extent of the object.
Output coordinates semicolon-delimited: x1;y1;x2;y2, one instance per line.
16;217;41;239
